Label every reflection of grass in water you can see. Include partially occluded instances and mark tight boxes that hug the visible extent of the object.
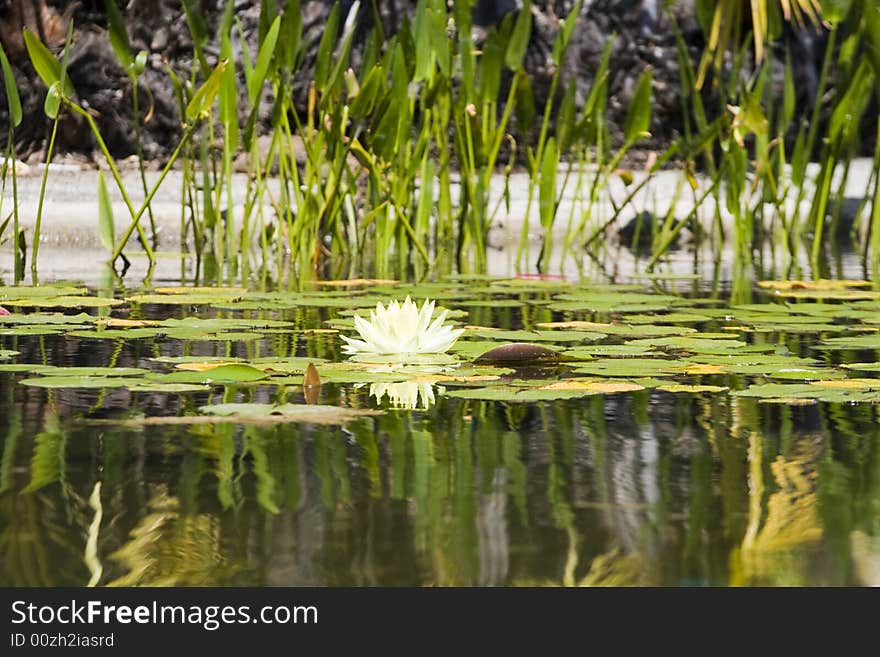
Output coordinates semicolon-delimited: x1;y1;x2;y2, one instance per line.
107;490;233;586
734;433;823;586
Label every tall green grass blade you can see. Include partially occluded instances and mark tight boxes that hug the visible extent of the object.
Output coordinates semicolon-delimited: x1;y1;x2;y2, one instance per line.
624;67;653;142
248;16;281;105
538;136;558;269
0;43;21;127
23;28;74;98
278;0;303;73
181;0;210;72
185;59;229;123
104;0;133;72
97;172;115;253
506;0;532;70
314;3;341;92
552;0;582;65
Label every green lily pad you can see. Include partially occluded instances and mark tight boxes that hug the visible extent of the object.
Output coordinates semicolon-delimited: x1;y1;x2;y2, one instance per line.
732;382;880;403
28;366;149;377
126;293;246;305
841;362;880;372
1;296;123;308
147;364;269;384
158;317;295;331
128;383;210;393
0;364;52;372
762;368;845;381
572;358;685;378
563;345;657;358
66;328;163;340
465;329;603;343
0;326;67;336
444;385;600;402
0;312;94;324
536;321;696;338
625;337;747;352
622;312;715;324
20;376;146;389
817;335;880;350
150;356;246;364
0;349;19;360
0;285;88;300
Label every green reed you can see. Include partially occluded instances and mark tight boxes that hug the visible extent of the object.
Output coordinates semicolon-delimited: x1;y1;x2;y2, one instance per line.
10;0;880;284
0;41;22;281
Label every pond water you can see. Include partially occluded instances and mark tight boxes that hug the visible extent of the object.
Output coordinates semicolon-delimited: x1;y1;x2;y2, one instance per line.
1;275;879;586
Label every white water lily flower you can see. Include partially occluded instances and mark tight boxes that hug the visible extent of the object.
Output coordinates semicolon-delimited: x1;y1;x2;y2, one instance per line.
370;381;440;410
341;296;464;356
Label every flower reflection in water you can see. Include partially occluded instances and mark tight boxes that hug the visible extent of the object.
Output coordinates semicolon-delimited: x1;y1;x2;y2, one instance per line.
369;381;441;410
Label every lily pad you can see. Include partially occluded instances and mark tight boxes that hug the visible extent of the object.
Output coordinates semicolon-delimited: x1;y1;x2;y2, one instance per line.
572;358;686;378
0;349;19;360
127;383;211;393
625;337;747;352
656;384;729;393
563;345;657;358
27;366;149;377
465;329;603;343
841;362;880;372
0;312;94;324
537;321;696;338
0;326;67;336
0;285;88;300
147;364;269;384
444;385;600;402
758;279;872;291
197;403;382;424
622;312;715;324
817;335;880;350
66;328;163;340
20;376;146;389
1;296;123;308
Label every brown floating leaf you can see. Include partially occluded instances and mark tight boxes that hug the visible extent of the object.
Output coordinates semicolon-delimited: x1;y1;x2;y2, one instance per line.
475;342;560;364
303;362;321;405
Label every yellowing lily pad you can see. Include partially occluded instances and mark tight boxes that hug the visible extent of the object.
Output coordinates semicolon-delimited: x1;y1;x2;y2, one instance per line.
95;318;160;328
198;403;382;424
808;378;880;389
657;384;729;393
542;380;645;393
